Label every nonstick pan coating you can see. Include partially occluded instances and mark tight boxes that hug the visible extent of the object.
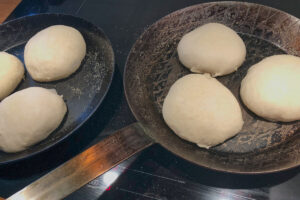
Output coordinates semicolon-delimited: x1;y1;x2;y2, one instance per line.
0;14;114;164
124;2;300;173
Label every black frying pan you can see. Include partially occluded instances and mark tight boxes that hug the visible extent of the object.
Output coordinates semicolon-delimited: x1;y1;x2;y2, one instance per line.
0;14;114;164
124;1;300;173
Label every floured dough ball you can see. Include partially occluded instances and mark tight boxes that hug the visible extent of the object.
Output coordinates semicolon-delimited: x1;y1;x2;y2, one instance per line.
24;25;86;82
162;74;244;148
241;55;300;122
177;23;246;77
0;87;67;153
0;52;24;100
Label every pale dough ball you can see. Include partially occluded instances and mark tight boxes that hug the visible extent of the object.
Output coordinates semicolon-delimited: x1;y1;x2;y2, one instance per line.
0;87;67;153
0;52;24;100
241;55;300;122
24;25;86;82
177;23;246;77
162;74;244;148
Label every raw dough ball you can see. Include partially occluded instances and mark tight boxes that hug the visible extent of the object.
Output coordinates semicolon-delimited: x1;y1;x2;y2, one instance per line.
177;23;246;77
162;74;244;148
0;87;67;153
24;25;86;82
0;52;24;100
241;55;300;122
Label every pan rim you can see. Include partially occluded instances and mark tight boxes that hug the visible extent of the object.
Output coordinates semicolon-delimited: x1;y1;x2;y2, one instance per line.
123;1;300;174
0;13;115;165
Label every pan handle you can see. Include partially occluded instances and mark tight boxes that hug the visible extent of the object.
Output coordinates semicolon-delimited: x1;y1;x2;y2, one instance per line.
8;122;154;200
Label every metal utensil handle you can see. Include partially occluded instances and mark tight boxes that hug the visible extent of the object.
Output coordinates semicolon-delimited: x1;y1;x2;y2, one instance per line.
8;123;154;200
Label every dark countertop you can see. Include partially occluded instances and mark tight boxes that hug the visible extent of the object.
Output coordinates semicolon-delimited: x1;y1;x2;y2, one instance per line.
1;0;300;199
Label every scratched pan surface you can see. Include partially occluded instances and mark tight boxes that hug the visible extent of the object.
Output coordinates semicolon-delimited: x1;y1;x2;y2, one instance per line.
0;14;114;164
125;2;300;173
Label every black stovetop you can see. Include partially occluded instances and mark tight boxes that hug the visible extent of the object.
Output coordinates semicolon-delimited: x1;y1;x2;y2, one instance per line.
1;0;300;199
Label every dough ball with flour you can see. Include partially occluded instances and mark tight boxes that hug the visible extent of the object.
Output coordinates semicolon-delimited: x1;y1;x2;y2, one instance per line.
162;74;244;148
0;87;67;153
0;52;24;100
241;55;300;122
25;25;86;82
177;23;246;77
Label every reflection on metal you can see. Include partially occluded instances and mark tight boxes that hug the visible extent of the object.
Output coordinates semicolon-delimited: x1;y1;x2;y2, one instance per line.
103;171;119;186
7;123;153;200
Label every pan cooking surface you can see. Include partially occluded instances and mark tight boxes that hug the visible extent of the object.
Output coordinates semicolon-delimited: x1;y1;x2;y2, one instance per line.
0;14;114;164
125;2;300;173
151;34;295;154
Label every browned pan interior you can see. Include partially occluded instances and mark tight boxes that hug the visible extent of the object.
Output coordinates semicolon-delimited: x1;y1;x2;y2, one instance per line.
124;2;300;173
